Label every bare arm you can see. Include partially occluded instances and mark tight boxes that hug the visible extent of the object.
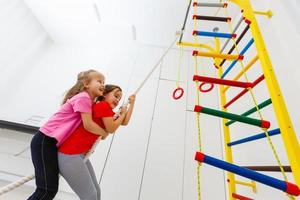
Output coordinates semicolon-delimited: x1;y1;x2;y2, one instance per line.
81;113;109;138
122;95;135;125
102;108;127;133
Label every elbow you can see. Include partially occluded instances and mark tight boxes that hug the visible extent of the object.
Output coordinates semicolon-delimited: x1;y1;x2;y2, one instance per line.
83;121;93;132
105;126;116;133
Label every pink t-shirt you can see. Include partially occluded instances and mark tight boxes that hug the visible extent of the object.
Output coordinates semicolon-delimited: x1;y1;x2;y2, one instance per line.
40;91;92;147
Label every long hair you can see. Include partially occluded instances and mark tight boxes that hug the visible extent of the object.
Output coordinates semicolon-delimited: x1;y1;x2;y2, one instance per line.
62;69;102;104
96;84;122;102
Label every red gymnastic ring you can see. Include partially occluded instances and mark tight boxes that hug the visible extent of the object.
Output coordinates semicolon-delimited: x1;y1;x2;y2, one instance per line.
199;82;214;93
173;87;184;100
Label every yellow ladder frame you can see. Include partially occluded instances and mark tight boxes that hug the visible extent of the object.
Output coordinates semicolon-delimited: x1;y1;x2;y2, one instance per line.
229;0;300;188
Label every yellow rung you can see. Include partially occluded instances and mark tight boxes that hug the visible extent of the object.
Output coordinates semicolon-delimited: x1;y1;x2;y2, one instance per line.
193;51;243;60
254;10;273;18
234;180;257;193
223;55;259;93
177;42;216;52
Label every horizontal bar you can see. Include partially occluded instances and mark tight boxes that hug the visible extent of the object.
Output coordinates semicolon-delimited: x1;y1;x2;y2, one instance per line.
233;180;257;193
254;10;273;18
193;2;228;8
227;128;281;146
219;25;250;67
193;51;244;60
192;30;236;38
177;42;216;52
221;39;254;78
252;74;265;85
194;105;270;128
232;193;253;200
221;16;244;53
193;75;253;88
0;120;38;134
244;166;292;172
224;75;264;108
223;55;259;93
177;42;201;47
195;152;300;196
193;15;231;22
226;98;272;126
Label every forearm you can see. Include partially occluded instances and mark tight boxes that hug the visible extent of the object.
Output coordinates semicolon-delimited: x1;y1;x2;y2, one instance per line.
85;121;107;137
81;113;107;137
109;113;126;132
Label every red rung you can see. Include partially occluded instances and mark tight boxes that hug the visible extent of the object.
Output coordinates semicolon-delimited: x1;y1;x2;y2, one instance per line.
193;75;253;88
232;193;253;200
253;74;265;85
224;75;264;109
224;88;248;108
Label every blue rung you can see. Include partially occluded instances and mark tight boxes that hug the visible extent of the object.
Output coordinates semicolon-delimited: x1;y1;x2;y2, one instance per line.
227;128;281;147
221;38;254;79
195;152;300;195
193;31;235;38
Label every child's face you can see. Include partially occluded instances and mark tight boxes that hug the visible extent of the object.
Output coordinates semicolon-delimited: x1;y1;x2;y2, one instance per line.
85;73;105;98
104;89;122;109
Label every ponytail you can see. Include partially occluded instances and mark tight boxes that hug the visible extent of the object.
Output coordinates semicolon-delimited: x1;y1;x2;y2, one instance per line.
62;69;98;104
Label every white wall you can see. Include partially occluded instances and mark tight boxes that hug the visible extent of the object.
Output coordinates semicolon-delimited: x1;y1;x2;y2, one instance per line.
0;0;300;200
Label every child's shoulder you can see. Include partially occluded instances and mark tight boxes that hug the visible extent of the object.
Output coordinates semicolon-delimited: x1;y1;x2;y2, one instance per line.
69;91;90;102
94;101;110;108
93;101;114;117
74;91;90;98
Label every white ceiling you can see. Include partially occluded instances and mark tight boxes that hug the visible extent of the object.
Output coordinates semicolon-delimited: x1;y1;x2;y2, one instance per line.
23;0;241;47
23;0;184;46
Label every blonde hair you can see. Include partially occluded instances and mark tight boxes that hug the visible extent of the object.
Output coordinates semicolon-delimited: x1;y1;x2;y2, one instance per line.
62;69;104;104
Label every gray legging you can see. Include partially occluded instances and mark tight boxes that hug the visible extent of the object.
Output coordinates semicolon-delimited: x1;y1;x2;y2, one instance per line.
58;153;101;200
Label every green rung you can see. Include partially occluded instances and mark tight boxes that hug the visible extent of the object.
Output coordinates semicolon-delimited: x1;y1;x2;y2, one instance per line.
226;99;272;126
194;105;271;129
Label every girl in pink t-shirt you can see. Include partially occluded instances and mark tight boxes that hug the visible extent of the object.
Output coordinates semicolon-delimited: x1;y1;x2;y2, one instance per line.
27;69;108;200
57;85;135;200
